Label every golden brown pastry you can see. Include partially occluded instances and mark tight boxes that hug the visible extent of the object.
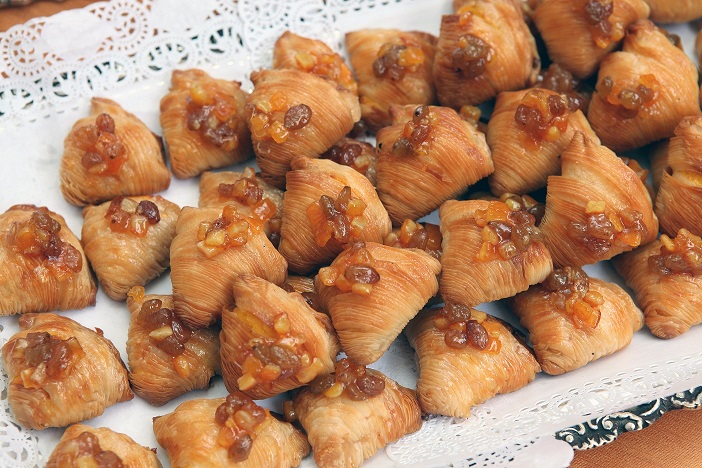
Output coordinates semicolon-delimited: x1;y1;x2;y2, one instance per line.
650;140;668;195
511;267;643;375
384;218;443;260
220;275;339;399
613;229;702;338
47;424;161;468
246;68;361;188
320;137;377;186
279;157;391;274
487;88;599;195
160;69;252;179
60;97;170;206
646;0;702;22
433;1;540;108
655;116;702;237
1;313;133;429
375;104;494;224
126;288;220;406
533;0;650;79
153;391;309;467
170;205;287;329
199;168;283;245
405;305;540;417
315;242;441;365
587;20;700;152
283;275;324;313
346;29;437;132
439;199;552;306
293;359;421;468
82;195;179;301
540;132;658;268
0;205;96;316
273;31;358;94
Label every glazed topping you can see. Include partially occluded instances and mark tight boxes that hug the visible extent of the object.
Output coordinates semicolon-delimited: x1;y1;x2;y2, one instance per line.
217;167;264;206
384;219;442;260
214;390;267;463
236;309;325;391
597;74;660;119
583;0;623;48
309;358;385;401
306;186;367;247
197;205;270;258
537;63;589;112
11;210;82;280
543;267;603;328
76;113;127;176
568;201;647;255
294;50;356;91
187;82;241;150
433;305;501;353
514;90;570;146
372;42;425;81
474;201;543;262
105;196;160;236
248;91;312;144
16;332;84;388
318;242;381;296
499;193;545;226
61;432;124;468
138;298;193;358
452;34;493;79
392;105;437;157
649;229;702;276
321;142;375;181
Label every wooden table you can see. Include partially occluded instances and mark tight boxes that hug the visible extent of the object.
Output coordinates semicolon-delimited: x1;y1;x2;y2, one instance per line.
2;2;701;467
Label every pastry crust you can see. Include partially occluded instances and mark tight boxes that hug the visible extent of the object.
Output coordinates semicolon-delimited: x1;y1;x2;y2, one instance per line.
82;195;180;301
60;97;170;206
160;69;252;178
126;290;220;406
406;307;540;417
153;396;310;467
1;313;133;429
220;275;339;399
375;104;493;225
646;0;702;23
320;137;377;186
279;157;391;275
346;29;437;132
47;424;161;468
0;205;96;316
170;206;288;328
315;242;441;365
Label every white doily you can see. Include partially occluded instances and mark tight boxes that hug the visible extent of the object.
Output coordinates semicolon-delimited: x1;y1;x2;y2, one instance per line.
1;1;701;467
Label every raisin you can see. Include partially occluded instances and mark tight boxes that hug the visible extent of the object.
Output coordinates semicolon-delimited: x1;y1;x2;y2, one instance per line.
284;104;312;130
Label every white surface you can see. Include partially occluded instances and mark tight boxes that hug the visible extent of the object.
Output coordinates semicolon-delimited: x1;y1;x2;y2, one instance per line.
0;0;701;467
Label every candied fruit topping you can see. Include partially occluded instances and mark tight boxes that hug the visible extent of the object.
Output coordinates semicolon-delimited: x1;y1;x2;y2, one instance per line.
217;167;264;207
214;390;267;463
499;193;545;225
63;432;123;468
306;186;367;247
235;309;325;391
392;105;437;157
14;331;85;388
77;113;127;177
597;74;660;119
452;34;493;79
309;358;385;401
372;41;425;81
543;266;603;328
10;210;83;280
583;0;624;48
473;201;544;262
105;196;160;236
514;90;571;146
197;205;271;258
321;141;375;182
138;298;193;360
649;229;702;276
294;50;356;91
433;305;501;353
537;64;589;112
187;82;242;151
459;105;482;126
384;219;442;260
248;92;312;144
318;242;381;296
567;201;647;255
